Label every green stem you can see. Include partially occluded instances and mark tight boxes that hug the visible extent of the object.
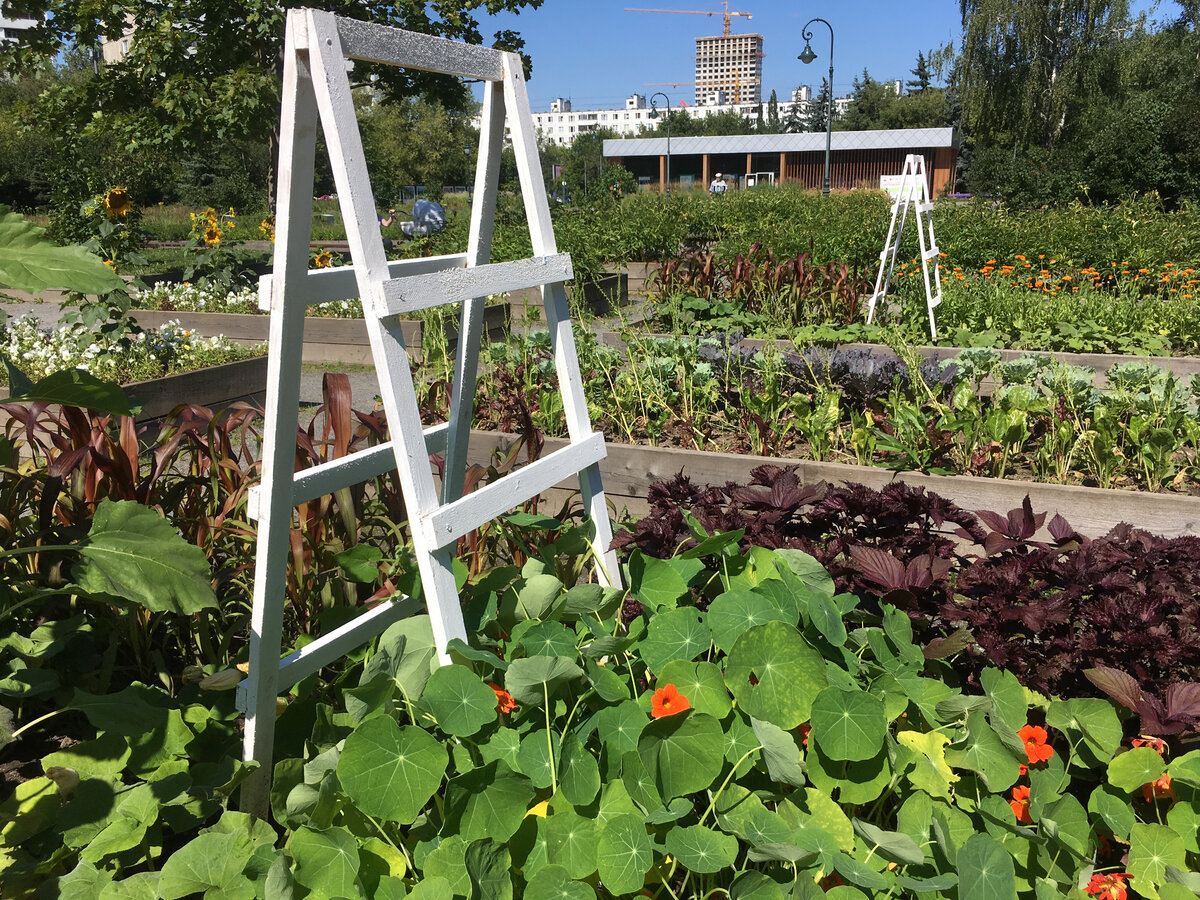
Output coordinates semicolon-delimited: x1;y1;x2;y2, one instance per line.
698;746;763;828
544;681;557;794
9;707;67;743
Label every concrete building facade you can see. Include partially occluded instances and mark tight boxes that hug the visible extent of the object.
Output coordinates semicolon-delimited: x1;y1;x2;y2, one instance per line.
694;32;764;106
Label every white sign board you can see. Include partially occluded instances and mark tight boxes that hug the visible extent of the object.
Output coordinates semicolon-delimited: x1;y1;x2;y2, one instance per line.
880;173;922;201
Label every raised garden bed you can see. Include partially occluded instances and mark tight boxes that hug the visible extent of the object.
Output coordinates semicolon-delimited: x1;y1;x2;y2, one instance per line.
466;429;1200;538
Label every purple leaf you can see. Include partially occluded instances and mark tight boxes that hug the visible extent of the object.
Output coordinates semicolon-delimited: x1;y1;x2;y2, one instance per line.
1084;666;1143;712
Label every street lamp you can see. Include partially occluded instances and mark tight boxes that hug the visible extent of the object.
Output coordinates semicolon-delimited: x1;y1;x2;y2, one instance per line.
798;18;834;196
648;91;672;197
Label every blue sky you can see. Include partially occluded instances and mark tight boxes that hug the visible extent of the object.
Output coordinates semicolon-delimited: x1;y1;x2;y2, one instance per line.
475;0;1171;111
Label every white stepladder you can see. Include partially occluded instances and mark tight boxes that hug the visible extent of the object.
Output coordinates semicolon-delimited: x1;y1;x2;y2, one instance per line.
866;153;943;339
235;8;621;817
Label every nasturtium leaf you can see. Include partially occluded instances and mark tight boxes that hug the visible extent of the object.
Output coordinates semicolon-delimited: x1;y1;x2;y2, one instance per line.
409;875;455;900
1047;698;1123;766
560;731;601;807
561;583;608;618
665;825;738;874
525;864;596;900
774;549;835;596
513;574;565;621
480;727;523;771
751;718;806;787
644;797;693;824
894;673;956;726
422;835;473;896
70;684;171;737
627;551;689;609
706;590;791;652
1036;794;1091;882
637;607;711;673
810;686;887;762
420;664;499;737
1165;865;1200;894
337;717;446;823
443;761;536;843
956;833;1015;900
729;870;786;900
852;818;925;865
778;789;854;852
358;836;408;894
519;621;578;659
1167;800;1200;853
745;806;796;848
101;872;159;899
832;852;889;890
595;813;653;895
713;782;768;840
518;731;558;789
897;730;958;799
1160;883;1200;900
598;779;640;828
805;588;848;647
289;826;360;899
334;543;383;583
638;710;724;800
620;750;663;815
465;838;513;900
43;732;130;779
724;712;760;775
74;501;217;614
944;710;1021;791
1129;824;1187;899
505;656;583;707
542;810;598;878
595;701;647;758
895;873;959;892
657;660;731;719
1089;784;1135;841
806;740;892;804
585;660;630;703
157;831;255;900
751;578;802;625
980;668;1028;735
895;791;934;846
1108;747;1168;793
725;621;827;729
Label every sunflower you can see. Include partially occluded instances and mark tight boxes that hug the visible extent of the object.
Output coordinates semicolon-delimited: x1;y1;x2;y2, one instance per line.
204;225;222;245
103;187;132;219
313;250;333;269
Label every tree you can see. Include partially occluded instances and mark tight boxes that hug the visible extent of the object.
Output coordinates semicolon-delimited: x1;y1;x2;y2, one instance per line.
782;95;805;134
838;69;889;131
907;51;932;92
766;89;780;131
0;0;547;210
803;78;836;133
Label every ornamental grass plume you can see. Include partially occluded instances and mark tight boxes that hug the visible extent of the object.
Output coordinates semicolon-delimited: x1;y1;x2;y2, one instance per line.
651;683;690;718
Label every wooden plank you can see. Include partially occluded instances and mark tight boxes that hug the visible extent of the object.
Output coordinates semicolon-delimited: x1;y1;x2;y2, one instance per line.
268;253;469;309
422;432;607;549
335;16;504;81
121;356;268;422
271;593;422;692
465;430;1200;540
378;254;572;317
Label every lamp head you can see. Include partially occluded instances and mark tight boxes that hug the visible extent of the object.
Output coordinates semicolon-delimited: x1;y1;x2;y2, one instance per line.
798;42;817;65
648;107;659;119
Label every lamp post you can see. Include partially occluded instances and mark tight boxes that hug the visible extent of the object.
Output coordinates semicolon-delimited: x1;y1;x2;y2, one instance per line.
798;18;834;196
648;91;672;197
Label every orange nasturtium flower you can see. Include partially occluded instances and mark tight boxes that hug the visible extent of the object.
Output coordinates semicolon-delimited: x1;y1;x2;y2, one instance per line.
1085;872;1131;900
1018;724;1054;765
651;683;690;719
1132;735;1167;755
1142;772;1177;803
489;683;518;714
1009;785;1032;824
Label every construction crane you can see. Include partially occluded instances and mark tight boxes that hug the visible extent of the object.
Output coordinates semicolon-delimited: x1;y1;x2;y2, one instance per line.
645;69;760;104
625;2;753;37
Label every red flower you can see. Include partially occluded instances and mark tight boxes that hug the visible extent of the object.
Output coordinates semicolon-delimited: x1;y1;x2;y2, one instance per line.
1085;873;1130;900
1142;772;1177;803
797;722;811;748
651;683;690;719
1009;785;1032;824
1018;763;1028;776
1018;724;1054;765
489;683;518;714
818;873;845;892
1132;735;1167;755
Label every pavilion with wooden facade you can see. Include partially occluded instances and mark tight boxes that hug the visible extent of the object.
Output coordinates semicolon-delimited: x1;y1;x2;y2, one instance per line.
602;127;957;195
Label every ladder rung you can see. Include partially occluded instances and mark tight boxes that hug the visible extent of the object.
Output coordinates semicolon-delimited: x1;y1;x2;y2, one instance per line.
247;423;450;519
917;202;933;214
258;253;470;312
377;254;573;318
923;248;940;261
879;247;897;261
421;432;607;549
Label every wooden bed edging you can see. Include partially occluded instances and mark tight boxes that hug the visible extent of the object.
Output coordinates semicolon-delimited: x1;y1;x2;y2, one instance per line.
465;429;1200;539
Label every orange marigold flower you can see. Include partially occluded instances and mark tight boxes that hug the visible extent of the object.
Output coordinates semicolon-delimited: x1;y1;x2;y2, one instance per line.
1018;724;1054;765
1142;772;1177;803
1085;873;1130;900
1015;254;1027;261
651;683;690;719
489;683;518;714
1132;735;1167;755
1010;785;1032;824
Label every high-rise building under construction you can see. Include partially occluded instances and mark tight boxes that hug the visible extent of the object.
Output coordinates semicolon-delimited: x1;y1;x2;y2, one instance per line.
694;32;764;106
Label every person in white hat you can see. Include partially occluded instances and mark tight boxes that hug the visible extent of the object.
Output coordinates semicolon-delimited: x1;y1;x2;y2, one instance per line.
709;172;727;195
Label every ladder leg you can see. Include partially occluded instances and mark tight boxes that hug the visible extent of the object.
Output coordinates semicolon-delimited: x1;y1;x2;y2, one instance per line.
443;80;505;504
241;11;318;818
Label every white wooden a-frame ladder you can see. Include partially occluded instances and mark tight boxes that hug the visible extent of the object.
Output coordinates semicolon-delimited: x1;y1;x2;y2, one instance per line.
236;8;620;816
866;153;943;339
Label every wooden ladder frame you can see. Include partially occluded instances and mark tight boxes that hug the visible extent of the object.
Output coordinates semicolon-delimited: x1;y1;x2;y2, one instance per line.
866;153;943;340
236;8;621;816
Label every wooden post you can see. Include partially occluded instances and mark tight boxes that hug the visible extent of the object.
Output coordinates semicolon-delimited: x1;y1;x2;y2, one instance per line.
745;152;752;182
659;154;666;193
778;152;787;184
702;153;711;186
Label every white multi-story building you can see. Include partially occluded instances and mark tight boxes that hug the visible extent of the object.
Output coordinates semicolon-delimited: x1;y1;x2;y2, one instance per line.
694;32;764;106
0;14;41;44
